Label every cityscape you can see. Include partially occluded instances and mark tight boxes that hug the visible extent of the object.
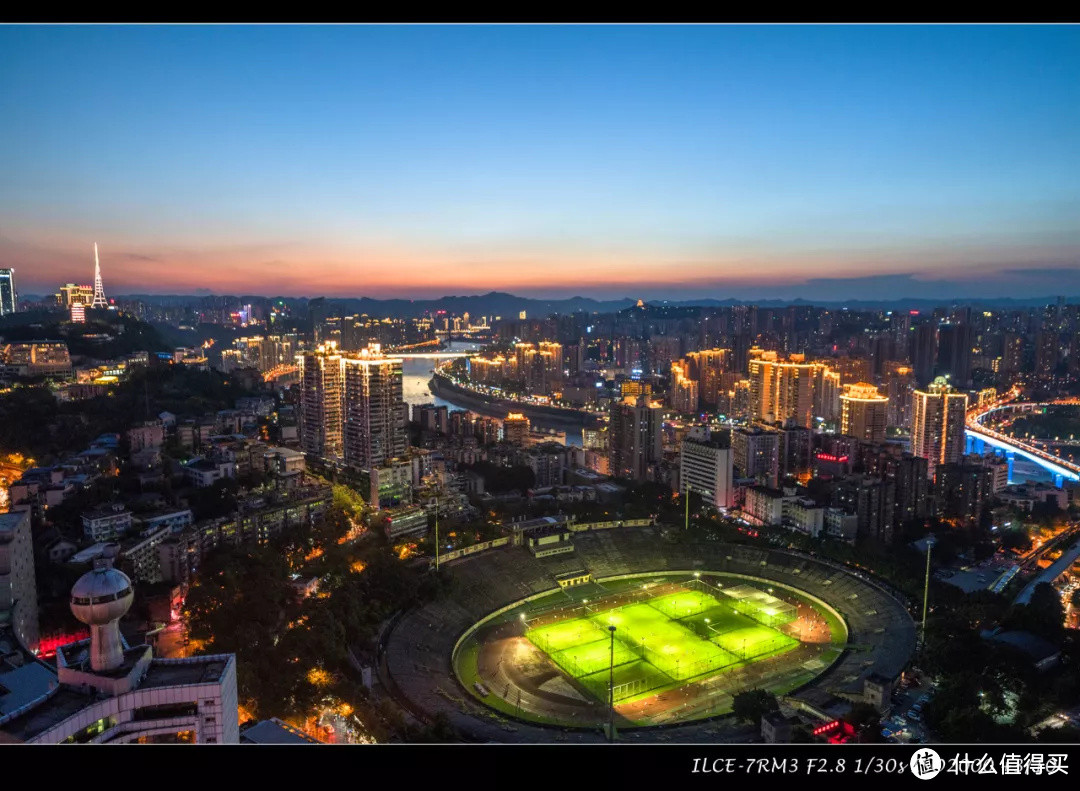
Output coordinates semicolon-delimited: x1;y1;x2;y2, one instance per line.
1;23;1080;752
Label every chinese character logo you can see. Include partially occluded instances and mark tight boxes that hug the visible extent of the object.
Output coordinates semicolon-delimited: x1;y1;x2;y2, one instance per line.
911;748;945;780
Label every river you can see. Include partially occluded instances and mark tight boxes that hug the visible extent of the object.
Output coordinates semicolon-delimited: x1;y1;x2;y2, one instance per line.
399;340;583;447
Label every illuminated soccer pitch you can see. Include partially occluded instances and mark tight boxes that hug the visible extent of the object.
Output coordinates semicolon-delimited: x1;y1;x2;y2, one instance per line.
525;586;799;700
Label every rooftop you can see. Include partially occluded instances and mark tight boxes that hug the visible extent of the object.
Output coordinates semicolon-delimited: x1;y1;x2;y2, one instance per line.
241;718;321;744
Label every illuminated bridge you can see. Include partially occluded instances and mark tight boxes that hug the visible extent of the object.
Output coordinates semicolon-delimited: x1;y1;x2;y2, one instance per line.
966;392;1080;485
392;351;477;359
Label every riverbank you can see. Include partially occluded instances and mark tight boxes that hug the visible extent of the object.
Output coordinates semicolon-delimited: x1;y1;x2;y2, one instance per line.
428;372;602;429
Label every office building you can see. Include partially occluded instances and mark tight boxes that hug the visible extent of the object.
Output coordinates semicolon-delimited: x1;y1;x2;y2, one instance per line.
678;433;733;508
911;376;968;481
0;268;16;315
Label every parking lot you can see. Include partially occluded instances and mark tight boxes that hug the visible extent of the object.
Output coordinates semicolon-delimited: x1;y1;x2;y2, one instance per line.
881;675;934;744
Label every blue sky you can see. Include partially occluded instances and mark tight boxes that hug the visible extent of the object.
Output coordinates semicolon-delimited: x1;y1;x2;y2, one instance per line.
1;24;1078;299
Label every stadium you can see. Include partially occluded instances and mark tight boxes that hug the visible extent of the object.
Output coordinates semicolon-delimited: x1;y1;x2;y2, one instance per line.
379;522;917;741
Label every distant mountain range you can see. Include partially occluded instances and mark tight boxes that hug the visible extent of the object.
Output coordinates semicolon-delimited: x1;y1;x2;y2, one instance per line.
19;290;1078;319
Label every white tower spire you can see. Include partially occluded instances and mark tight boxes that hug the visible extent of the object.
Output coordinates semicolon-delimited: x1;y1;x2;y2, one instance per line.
90;242;108;308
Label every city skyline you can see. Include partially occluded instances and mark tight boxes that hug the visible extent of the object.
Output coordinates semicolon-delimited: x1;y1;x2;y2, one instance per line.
2;25;1079;300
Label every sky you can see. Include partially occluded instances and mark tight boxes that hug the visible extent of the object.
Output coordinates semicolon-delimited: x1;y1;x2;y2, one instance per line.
1;24;1079;301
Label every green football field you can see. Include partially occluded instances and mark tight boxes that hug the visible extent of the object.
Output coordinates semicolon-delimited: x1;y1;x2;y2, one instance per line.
525;584;800;699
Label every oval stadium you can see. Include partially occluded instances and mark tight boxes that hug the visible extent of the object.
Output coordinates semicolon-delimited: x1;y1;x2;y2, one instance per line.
380;522;917;742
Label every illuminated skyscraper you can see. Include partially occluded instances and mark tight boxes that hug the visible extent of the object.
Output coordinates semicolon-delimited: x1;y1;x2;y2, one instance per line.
342;344;407;471
90;243;108;308
747;351;839;428
911;376;968;481
0;268;16;315
840;382;889;443
297;342;344;459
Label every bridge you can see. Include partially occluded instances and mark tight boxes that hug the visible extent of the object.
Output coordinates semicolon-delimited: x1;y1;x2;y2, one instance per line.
393;351;477;359
965;390;1080;484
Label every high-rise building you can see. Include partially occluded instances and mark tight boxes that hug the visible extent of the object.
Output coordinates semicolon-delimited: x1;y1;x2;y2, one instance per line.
909;322;937;388
731;424;781;488
669;360;699;414
679;433;733;508
911;376;968;481
1001;331;1025;376
297;342;344;459
503;412;530;445
0;268;16;316
70;303;86;323
840;382;889;444
883;363;915;430
609;395;663;482
342;344;406;471
1033;331;1059;379
935;461;995;526
0;509;38;652
90;242;108;309
832;476;895;545
747;351;839;428
684;349;731;408
936;323;974;388
862;444;930;533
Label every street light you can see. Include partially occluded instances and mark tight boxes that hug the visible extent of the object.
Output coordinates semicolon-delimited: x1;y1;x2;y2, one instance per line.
434;498;440;572
607;625;617;742
920;536;936;651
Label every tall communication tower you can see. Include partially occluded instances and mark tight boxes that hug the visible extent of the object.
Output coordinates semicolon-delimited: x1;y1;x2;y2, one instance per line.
90;242;108;308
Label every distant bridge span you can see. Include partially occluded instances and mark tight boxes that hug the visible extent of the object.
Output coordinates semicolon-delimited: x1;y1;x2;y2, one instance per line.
966;392;1080;482
392;351;477;359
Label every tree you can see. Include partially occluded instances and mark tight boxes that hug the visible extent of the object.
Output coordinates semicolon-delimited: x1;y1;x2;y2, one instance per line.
1003;583;1065;645
846;701;884;743
731;689;778;724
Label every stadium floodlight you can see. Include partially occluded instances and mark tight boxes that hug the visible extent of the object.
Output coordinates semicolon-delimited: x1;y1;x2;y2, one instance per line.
607;625;618;742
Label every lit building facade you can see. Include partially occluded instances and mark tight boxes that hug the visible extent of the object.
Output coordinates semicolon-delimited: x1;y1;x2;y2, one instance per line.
747;351;839;428
297;342;344;460
679;435;733;508
0;552;238;744
840;382;889;443
342;345;407;472
0;268;16;315
911;376;968;481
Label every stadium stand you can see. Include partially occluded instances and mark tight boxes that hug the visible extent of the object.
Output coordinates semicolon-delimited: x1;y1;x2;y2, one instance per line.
381;525;916;742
